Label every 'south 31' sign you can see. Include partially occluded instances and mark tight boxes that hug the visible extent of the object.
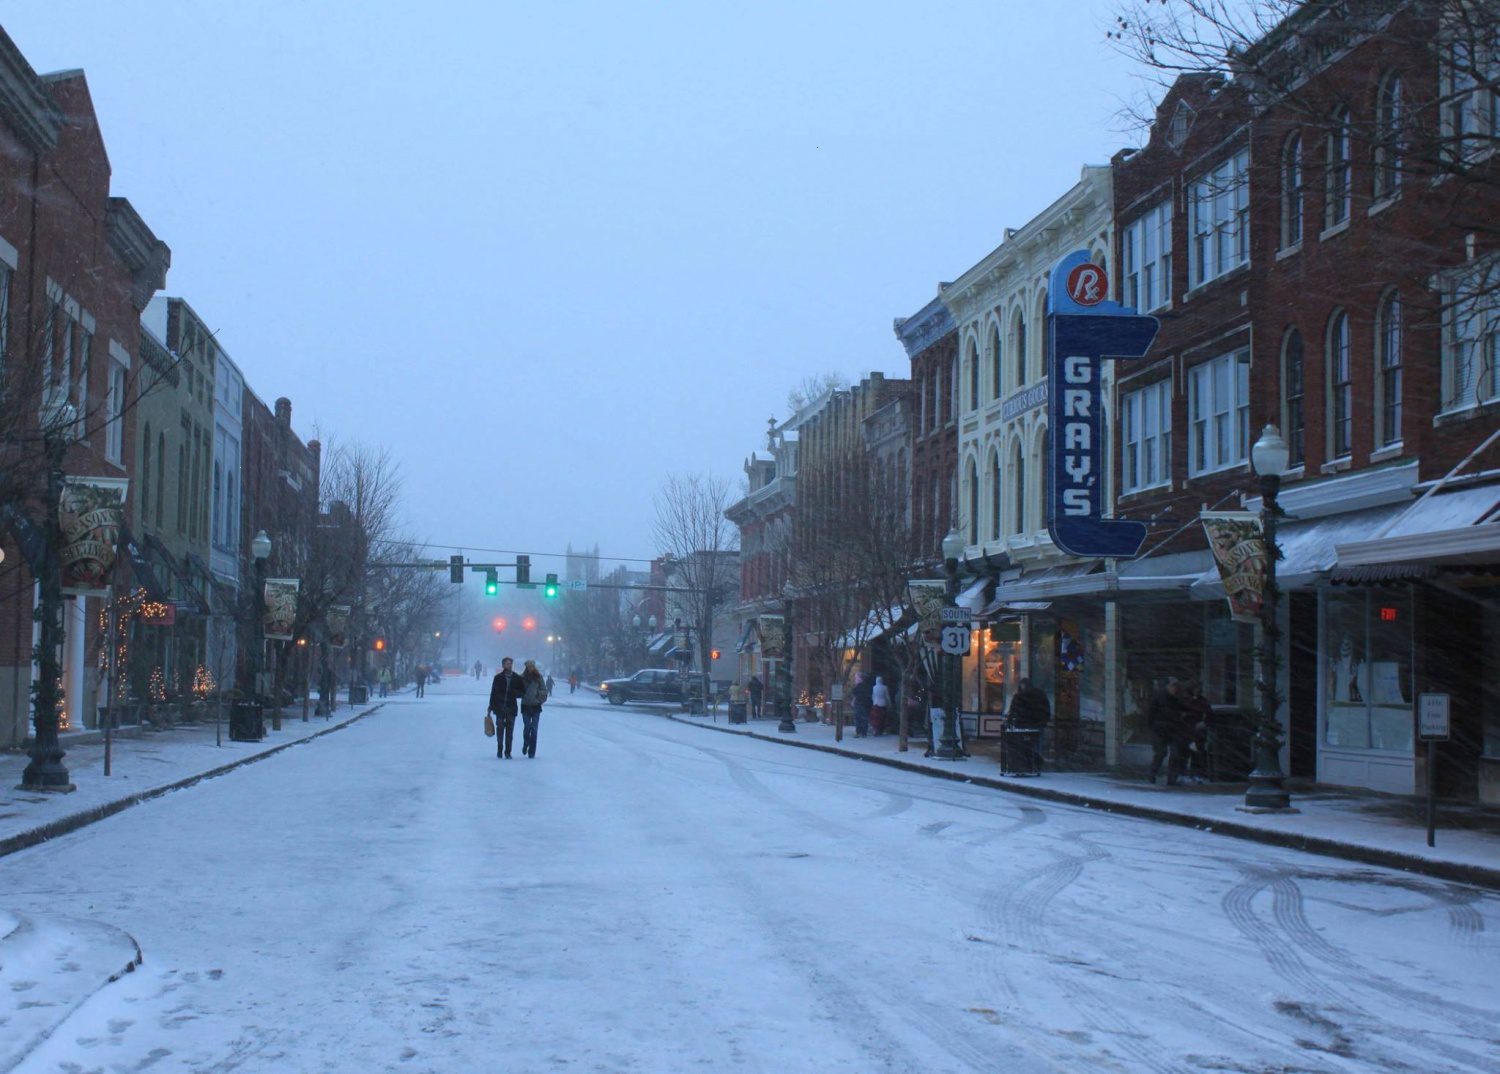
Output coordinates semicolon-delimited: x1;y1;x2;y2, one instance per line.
1046;251;1160;558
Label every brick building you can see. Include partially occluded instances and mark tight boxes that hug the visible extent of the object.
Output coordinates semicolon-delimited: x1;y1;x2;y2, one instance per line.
0;32;169;746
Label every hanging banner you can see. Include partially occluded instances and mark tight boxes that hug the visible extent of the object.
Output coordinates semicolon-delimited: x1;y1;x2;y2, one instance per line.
326;605;350;648
757;615;786;659
60;476;129;597
1046;250;1160;558
906;579;948;648
1201;511;1268;624
263;578;300;641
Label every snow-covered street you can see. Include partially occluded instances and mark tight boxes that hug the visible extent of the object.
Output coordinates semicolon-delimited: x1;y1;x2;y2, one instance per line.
4;679;1498;1073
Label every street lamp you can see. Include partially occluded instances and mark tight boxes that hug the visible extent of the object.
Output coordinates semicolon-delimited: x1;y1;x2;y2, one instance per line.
936;528;968;761
251;530;272;733
1244;425;1293;812
21;398;78;792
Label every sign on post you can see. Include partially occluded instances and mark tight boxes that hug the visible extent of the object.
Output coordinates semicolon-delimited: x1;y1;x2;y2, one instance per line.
1417;693;1450;740
940;626;971;656
566;579;587;591
829;683;845;702
939;607;971;622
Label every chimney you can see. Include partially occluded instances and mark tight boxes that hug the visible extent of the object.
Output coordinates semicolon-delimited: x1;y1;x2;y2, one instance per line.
275;397;292;426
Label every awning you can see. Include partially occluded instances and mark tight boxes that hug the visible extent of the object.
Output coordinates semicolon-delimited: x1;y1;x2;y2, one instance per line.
646;632;672;656
734;619;758;654
1191;502;1409;600
833;602;912;649
117;526;170;602
956;576;991;611
1335;484;1500;569
977;551;1205;608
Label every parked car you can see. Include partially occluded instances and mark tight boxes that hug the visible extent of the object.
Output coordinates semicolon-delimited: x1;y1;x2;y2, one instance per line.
600;668;688;705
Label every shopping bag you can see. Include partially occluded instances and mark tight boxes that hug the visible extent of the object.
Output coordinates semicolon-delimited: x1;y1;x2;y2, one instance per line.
484;713;496;737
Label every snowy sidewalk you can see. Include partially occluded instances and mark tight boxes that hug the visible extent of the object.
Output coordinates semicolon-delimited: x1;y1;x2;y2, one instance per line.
666;710;1500;890
0;694;390;859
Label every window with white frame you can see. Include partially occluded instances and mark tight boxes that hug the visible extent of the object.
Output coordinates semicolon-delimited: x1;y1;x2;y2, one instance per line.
1011;441;1026;535
0;264;10;369
1373;75;1403;200
1327;310;1353;458
967;339;979;411
987;449;1001;540
989;325;1002;400
1011;311;1027;387
1187;348;1250;475
1443;258;1500;410
1123;200;1172;312
1281;134;1304;248
1122;379;1172;493
1189;148;1249;287
104;359;126;463
1440;35;1494;166
1326;108;1351;228
1282;329;1306;467
1376;291;1402;447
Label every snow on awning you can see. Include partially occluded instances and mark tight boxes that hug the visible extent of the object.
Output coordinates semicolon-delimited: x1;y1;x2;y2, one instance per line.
833;602;910;650
1335;484;1500;568
956;576;991;611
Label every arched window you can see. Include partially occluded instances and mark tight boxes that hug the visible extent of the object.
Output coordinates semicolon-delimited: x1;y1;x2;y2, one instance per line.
989;324;1002;400
1036;291;1050;382
987;447;1002;541
1326;108;1351;228
1012;311;1027;388
1281;329;1305;467
1038;428;1049;530
1327;310;1352;458
1282;133;1304;248
1011;441;1026;536
1373;74;1403;200
966;457;979;545
155;431;166;527
1376;291;1403;447
949;356;958;422
966;338;980;411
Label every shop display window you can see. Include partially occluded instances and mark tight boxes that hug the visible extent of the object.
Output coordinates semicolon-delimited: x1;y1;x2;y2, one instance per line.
1323;588;1413;753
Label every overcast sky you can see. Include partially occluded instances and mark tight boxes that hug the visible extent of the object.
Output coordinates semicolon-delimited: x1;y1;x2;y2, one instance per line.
6;1;1152;572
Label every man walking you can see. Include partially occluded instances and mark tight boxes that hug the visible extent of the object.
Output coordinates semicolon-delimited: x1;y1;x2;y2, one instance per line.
1006;677;1051;772
747;674;763;719
1147;677;1188;786
488;657;525;759
414;664;427;699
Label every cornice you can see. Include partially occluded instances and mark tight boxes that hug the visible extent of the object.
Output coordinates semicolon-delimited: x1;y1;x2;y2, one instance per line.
0;28;63;152
106;198;171;311
893;292;956;359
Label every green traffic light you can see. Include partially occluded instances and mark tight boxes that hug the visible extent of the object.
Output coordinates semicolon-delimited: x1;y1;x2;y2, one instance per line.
485;569;498;595
543;572;559;598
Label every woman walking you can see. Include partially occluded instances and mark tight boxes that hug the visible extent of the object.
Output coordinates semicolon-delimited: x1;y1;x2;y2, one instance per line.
520;659;549;758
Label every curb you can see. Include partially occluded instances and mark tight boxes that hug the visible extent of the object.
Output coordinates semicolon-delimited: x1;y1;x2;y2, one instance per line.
0;704;386;861
664;713;1500;893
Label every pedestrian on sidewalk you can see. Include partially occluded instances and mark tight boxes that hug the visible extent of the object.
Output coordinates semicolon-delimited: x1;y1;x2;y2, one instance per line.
414;664;427;698
568;671;579;694
1147;677;1188;786
488;657;525;759
747;674;763;718
1006;677;1051;772
545;672;555;697
520;659;548;758
1180;679;1214;783
850;672;873;737
378;666;392;698
870;676;891;735
474;659;483;680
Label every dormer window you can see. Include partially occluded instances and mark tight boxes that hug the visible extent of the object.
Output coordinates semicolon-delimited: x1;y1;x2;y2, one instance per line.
1168;101;1196;150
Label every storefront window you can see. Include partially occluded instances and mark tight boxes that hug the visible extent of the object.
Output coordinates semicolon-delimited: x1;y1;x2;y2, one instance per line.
1203;605;1254;706
977;625;1019;714
1323;588;1413;752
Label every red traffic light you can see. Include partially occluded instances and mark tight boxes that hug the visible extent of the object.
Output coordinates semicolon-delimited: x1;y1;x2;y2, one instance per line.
711;649;721;661
373;638;386;651
522;616;536;631
493;617;507;632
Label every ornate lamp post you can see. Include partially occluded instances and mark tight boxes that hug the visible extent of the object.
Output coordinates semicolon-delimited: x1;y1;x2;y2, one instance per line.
776;600;797;734
250;530;272;729
1243;425;1294;812
21;399;78;792
936;528;969;761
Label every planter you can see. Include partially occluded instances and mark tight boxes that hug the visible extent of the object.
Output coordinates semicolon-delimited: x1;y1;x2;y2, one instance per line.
728;700;748;724
229;701;266;742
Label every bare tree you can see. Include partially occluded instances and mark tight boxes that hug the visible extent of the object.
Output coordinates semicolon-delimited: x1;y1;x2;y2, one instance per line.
785;372;849;414
652;474;740;700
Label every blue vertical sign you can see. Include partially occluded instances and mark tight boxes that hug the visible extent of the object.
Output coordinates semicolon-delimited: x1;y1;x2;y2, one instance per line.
1047;250;1160;558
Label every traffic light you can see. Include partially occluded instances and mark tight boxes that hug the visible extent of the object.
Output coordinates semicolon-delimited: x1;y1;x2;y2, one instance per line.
373;638;386;651
493;617;506;633
516;554;531;586
711;649;721;661
485;569;498;596
522;616;536;631
449;554;464;583
543;572;559;598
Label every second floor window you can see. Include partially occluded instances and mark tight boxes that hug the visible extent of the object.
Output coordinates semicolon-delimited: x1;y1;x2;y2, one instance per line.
104;359;126;464
1282;329;1305;467
1443;259;1500;411
967;340;980;411
1328;310;1353;458
1377;292;1403;447
1190;148;1249;287
1373;75;1403;200
1122;379;1171;493
1188;348;1249;476
1326;108;1351;229
1124;200;1173;312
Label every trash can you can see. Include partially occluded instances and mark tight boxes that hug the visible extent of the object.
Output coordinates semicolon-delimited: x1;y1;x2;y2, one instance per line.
728;700;748;724
1000;728;1041;776
229;702;265;742
349;683;369;705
